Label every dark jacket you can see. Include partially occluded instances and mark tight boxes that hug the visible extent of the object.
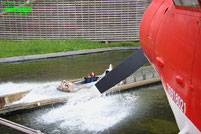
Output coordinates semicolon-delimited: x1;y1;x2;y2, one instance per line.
83;76;92;83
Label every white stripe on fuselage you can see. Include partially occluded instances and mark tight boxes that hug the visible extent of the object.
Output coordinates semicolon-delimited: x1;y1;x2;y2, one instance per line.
163;83;201;134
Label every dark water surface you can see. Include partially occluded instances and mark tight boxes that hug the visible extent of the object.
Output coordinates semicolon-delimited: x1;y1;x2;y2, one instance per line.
0;50;179;134
0;51;135;83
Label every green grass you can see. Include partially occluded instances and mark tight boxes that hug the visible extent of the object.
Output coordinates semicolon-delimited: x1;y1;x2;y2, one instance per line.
0;39;140;58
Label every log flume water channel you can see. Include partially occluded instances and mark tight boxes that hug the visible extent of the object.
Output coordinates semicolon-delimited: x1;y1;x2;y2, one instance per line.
0;51;179;134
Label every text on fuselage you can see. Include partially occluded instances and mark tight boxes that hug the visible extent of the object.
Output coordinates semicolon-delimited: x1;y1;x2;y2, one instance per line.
167;83;186;114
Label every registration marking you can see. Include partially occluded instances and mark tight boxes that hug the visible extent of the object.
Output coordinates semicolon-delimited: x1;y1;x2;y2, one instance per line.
166;83;186;114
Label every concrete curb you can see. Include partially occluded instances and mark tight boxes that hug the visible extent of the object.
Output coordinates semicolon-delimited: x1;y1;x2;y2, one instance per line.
0;47;140;64
106;77;161;94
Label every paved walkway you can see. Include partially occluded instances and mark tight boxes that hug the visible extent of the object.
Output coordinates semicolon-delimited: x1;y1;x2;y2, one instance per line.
0;47;140;64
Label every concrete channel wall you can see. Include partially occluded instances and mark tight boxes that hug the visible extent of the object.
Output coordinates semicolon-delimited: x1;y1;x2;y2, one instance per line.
124;66;159;84
106;66;160;93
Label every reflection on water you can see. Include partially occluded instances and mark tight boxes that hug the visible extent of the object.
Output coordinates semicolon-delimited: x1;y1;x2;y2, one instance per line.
0;51;179;134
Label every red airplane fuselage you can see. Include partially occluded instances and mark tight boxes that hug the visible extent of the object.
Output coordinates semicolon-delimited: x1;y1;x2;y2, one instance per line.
140;0;201;133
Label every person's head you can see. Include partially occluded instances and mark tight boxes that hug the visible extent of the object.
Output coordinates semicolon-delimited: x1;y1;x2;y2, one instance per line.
87;73;91;77
91;72;95;76
65;83;69;87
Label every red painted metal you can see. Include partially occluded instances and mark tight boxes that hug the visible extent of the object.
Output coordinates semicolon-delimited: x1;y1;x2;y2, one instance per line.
140;0;201;132
175;75;184;86
156;57;164;68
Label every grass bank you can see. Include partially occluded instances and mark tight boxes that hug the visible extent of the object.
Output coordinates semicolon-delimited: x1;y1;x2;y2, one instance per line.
0;39;140;58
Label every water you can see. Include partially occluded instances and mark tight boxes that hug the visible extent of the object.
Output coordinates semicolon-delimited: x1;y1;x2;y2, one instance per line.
0;50;135;83
1;85;179;134
0;50;179;134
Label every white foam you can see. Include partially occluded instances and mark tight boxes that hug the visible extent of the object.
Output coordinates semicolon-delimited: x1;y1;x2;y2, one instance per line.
12;82;79;104
0;82;138;132
0;82;39;96
0;82;79;104
39;92;137;132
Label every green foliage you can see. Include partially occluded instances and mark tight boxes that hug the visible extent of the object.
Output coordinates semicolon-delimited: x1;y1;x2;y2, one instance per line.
0;39;140;58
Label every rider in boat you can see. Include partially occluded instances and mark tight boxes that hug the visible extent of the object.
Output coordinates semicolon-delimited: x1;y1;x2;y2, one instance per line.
58;72;97;92
91;72;98;81
82;72;97;84
58;80;79;92
84;73;92;83
57;64;113;92
58;80;67;88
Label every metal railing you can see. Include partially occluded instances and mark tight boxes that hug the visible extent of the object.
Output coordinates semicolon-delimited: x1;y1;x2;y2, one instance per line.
0;117;43;134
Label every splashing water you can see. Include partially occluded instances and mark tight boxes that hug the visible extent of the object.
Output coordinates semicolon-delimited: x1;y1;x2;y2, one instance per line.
38;92;137;132
0;82;77;104
0;82;39;96
0;82;138;133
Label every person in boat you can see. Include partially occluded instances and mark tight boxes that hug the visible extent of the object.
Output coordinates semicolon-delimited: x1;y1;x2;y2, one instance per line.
82;72;99;83
91;72;98;81
58;80;80;92
58;80;68;89
83;73;93;83
58;72;96;92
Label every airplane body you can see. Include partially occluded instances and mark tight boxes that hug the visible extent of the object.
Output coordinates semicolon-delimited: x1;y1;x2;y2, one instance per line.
140;0;201;133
